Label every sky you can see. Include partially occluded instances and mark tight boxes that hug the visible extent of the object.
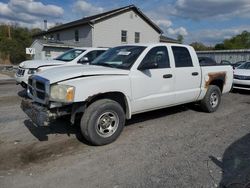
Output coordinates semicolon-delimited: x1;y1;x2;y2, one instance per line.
0;0;250;45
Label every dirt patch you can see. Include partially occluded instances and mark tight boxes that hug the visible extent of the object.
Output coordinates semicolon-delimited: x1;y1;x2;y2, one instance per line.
0;96;21;106
0;138;84;171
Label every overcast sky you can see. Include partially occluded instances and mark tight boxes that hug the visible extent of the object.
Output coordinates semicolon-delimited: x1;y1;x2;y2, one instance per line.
0;0;250;45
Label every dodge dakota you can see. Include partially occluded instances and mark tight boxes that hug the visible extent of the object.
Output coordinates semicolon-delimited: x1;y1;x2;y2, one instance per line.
21;43;233;145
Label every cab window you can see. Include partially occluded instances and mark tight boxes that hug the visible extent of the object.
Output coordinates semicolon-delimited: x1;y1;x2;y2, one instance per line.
140;46;170;69
172;46;193;67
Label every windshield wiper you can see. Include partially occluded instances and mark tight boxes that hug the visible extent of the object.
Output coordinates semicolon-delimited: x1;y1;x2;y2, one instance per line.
93;63;117;68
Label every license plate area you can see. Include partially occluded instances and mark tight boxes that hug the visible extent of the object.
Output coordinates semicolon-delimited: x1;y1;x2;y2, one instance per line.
21;100;50;126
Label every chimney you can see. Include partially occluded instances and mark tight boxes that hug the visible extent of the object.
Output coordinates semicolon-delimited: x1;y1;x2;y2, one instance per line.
44;20;48;31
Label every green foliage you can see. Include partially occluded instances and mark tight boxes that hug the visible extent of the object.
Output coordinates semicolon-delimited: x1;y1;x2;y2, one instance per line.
190;42;213;51
0;24;41;64
177;34;184;44
215;31;250;50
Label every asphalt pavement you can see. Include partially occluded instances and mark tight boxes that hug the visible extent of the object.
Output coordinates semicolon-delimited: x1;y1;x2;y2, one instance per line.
0;80;249;188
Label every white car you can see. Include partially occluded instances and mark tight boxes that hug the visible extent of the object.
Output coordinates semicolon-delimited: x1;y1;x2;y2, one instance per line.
233;62;250;90
21;43;233;145
15;47;107;88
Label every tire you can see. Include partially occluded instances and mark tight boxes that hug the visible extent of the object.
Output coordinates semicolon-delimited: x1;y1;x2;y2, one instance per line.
80;99;125;146
200;85;221;113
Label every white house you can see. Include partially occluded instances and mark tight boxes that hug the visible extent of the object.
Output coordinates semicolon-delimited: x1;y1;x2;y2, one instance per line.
33;5;163;48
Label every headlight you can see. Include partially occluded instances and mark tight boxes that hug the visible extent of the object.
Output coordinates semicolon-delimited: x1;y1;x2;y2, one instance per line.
37;68;42;72
28;68;37;74
50;84;75;102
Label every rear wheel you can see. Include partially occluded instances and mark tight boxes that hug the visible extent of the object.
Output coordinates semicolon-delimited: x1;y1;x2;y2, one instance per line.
200;85;221;113
80;99;125;146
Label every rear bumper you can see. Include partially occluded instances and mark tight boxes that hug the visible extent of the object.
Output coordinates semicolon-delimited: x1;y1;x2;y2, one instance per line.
21;100;57;126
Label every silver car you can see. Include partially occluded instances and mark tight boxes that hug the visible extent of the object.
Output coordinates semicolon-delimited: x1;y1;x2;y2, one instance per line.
233;62;250;90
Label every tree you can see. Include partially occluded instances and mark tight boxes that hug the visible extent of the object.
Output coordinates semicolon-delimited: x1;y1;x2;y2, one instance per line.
0;24;40;64
190;42;213;51
214;31;250;50
177;34;184;44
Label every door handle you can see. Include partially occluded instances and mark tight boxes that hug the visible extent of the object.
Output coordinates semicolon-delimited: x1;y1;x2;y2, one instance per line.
163;74;173;79
192;72;199;76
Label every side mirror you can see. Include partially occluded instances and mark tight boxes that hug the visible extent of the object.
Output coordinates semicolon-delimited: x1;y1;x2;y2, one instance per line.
78;56;89;64
138;61;158;70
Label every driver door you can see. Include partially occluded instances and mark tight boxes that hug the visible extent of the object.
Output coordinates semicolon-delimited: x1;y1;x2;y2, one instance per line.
130;46;175;113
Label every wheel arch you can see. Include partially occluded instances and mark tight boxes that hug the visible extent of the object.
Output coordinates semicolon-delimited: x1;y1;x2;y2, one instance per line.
205;72;226;92
85;92;132;119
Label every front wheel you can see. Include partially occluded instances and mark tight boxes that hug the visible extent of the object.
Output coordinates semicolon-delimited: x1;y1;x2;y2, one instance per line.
80;99;125;146
200;85;221;113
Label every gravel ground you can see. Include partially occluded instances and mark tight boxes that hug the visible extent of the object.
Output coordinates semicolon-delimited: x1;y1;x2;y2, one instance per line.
0;80;249;188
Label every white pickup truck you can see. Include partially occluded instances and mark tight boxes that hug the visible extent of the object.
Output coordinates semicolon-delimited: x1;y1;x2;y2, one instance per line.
21;43;233;145
15;47;107;88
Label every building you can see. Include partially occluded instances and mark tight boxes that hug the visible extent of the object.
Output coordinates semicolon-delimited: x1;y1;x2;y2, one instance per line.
197;49;250;64
30;39;76;60
159;35;179;43
33;5;162;48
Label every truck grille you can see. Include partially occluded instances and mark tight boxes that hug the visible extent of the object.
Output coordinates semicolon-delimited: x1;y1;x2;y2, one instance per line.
16;67;25;76
27;75;50;104
234;75;250;80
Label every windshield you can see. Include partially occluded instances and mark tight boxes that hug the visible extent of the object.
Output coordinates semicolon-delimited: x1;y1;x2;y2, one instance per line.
237;62;250;69
90;46;146;69
54;49;85;62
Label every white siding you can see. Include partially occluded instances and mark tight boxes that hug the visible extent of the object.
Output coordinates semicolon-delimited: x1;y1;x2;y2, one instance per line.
47;25;92;47
31;41;44;60
93;10;160;47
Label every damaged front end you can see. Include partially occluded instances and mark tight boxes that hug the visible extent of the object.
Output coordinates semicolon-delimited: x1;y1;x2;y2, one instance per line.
21;75;85;126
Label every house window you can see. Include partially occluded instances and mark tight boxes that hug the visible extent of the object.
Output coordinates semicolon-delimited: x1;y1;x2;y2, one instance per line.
49;35;54;40
135;32;140;43
75;30;79;42
121;30;127;43
56;33;60;41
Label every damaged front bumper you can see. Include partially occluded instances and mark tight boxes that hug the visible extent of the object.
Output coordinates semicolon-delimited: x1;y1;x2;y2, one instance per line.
21;99;58;126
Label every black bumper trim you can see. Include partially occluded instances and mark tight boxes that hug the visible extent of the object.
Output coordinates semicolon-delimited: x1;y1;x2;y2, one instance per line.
21;100;56;126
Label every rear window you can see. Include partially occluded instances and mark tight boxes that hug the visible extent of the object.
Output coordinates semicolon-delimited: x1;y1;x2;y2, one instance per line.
172;46;193;67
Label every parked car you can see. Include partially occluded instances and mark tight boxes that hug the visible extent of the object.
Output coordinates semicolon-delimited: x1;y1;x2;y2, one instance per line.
233;62;250;90
220;60;232;66
15;47;107;88
232;61;246;69
198;57;217;66
21;43;233;145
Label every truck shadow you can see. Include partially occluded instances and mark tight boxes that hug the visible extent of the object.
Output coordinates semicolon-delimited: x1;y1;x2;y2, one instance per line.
209;133;250;188
24;103;202;145
24;118;88;144
126;104;201;126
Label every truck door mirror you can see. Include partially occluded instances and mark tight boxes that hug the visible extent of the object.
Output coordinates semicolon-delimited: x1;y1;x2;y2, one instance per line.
78;56;89;64
138;61;158;70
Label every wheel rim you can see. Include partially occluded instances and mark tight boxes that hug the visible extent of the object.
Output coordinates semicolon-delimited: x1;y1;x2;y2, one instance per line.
96;111;119;138
210;92;219;108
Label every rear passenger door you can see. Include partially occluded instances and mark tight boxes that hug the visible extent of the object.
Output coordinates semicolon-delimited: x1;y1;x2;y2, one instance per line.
171;46;201;103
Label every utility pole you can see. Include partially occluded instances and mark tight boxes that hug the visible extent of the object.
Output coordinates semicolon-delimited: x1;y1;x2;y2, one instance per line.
7;24;11;39
6;24;11;64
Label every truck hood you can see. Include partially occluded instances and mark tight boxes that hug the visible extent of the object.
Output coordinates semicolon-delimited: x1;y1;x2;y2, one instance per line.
19;60;64;69
36;65;130;84
234;69;250;76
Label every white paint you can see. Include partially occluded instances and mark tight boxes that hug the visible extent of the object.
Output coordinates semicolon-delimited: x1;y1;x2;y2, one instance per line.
15;47;108;85
93;10;160;47
29;43;233;119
